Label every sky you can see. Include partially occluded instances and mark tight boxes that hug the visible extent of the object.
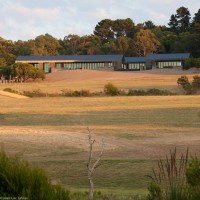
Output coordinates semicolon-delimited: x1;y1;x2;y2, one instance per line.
0;0;200;41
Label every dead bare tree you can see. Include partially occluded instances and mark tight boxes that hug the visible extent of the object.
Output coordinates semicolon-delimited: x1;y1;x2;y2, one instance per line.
87;127;104;200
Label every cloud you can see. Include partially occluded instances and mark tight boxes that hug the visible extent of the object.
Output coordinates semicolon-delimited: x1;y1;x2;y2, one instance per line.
0;0;199;41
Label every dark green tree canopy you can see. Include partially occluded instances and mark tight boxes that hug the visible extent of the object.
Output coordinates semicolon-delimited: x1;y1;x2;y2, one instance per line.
193;9;200;34
168;7;191;32
94;18;135;42
112;18;135;38
143;20;155;29
94;19;115;42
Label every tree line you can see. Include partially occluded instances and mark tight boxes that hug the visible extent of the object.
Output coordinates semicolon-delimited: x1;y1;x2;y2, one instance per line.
0;6;200;68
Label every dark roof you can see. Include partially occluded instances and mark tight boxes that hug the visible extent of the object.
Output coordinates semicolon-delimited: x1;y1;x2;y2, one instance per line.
147;53;190;61
124;57;146;63
16;55;123;62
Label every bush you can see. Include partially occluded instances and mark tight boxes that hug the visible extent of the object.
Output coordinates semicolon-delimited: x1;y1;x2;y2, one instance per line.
128;88;175;96
128;89;147;96
185;157;200;200
177;75;200;94
184;58;200;69
23;89;47;97
104;83;120;96
177;76;190;86
192;75;200;89
61;89;91;97
3;88;19;94
0;150;70;200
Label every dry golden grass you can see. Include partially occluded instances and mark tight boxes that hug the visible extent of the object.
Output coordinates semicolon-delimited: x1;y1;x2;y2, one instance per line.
1;96;200;114
0;68;199;93
0;68;200;194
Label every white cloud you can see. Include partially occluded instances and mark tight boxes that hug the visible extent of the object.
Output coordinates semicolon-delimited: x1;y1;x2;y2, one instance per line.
0;0;199;40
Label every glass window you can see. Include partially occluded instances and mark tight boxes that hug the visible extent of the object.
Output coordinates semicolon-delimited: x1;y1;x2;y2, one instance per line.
34;63;39;69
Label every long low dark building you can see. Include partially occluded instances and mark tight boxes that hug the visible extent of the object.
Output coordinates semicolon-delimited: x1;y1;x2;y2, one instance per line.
16;55;124;73
123;53;190;71
16;53;190;73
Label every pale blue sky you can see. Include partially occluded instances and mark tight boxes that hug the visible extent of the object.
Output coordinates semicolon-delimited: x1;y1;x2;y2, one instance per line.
0;0;199;41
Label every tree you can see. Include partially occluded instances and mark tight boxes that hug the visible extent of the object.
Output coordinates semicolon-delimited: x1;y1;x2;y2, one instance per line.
13;40;32;56
158;31;178;53
2;53;16;66
94;19;114;42
101;42;112;54
63;34;81;54
168;14;179;32
143;20;155;30
87;128;104;200
168;7;191;32
176;7;191;31
113;18;135;38
11;63;45;82
173;33;200;57
0;38;15;55
31;34;63;55
193;9;200;34
110;37;130;55
134;29;160;56
78;35;102;55
0;66;12;80
31;68;46;81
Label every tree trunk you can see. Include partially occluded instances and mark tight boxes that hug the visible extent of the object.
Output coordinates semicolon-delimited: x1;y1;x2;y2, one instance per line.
89;175;94;200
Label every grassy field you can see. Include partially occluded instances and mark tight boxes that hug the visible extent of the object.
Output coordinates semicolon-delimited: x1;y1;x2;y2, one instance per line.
0;68;198;94
0;69;200;196
0;95;200;195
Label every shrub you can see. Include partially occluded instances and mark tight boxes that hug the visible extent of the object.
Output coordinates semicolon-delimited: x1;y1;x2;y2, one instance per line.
23;89;47;97
186;157;200;199
3;88;19;94
128;89;175;96
61;89;91;97
128;89;147;96
74;89;91;97
184;58;200;69
177;76;190;87
146;89;174;96
177;75;200;95
0;150;70;200
192;75;200;89
104;83;119;96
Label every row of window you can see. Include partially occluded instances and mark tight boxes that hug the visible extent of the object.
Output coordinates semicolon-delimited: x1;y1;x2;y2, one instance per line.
32;61;183;73
122;63;145;70
57;62;113;69
157;61;182;68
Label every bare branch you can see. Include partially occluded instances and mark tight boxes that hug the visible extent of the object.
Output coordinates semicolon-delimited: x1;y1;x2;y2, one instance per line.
87;127;104;200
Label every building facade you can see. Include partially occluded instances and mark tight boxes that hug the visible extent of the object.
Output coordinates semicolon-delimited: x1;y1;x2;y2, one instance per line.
15;53;190;73
16;55;124;73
